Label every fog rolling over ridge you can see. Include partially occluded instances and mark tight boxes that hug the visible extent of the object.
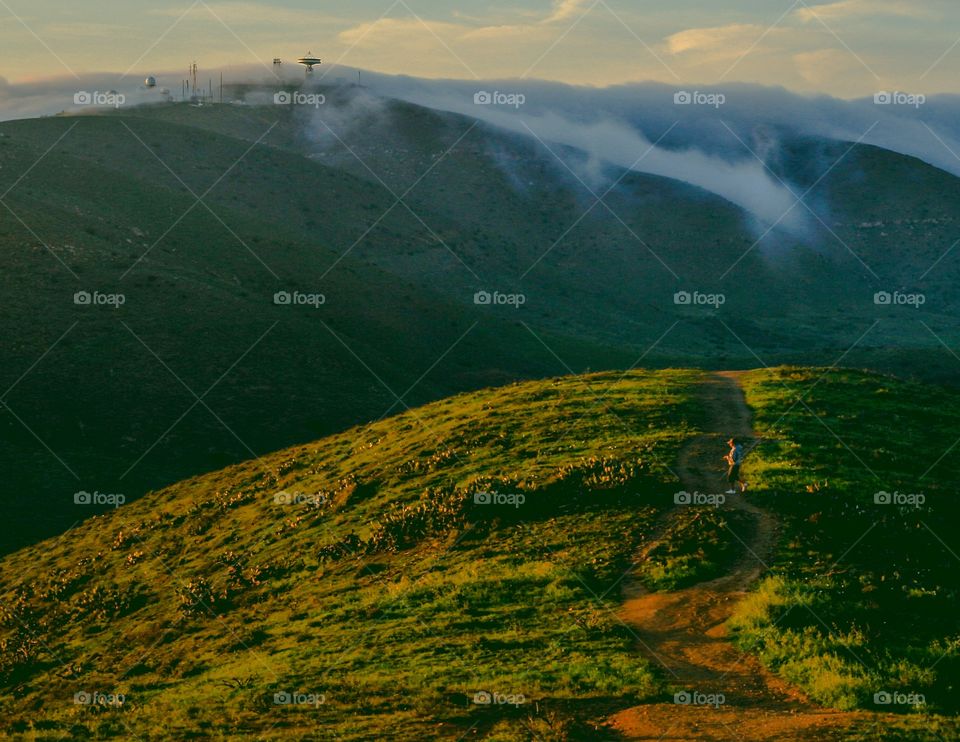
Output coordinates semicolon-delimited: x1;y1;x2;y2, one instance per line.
361;72;960;173
5;65;960;234
354;72;960;228
355;76;806;233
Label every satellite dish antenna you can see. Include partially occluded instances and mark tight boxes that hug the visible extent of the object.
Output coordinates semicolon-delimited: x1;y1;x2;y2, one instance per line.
297;53;321;74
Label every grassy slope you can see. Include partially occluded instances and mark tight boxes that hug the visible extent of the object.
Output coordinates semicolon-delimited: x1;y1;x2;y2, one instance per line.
1;367;958;739
0;370;703;740
731;367;960;717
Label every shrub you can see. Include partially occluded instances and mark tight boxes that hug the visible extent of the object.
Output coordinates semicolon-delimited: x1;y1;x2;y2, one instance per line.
0;632;42;683
176;578;221;618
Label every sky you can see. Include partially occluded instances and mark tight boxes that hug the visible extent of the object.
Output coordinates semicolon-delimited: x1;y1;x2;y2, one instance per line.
0;0;957;97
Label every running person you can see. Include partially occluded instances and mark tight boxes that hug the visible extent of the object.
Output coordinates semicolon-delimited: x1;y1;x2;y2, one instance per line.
725;438;746;494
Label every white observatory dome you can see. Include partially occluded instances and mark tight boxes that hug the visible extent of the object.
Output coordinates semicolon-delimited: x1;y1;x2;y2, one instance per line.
145;76;157;88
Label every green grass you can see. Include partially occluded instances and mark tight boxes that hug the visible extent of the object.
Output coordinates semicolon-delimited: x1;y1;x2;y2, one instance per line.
0;369;702;740
730;367;960;716
2;366;959;738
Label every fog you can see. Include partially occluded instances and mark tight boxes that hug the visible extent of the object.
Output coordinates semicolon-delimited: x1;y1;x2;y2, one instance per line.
4;66;960;232
357;72;960;231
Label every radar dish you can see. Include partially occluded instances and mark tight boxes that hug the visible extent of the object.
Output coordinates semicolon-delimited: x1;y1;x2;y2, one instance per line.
296;53;322;73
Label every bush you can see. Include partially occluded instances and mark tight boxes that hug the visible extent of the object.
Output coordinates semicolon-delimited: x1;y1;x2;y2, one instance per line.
0;632;42;683
176;578;221;618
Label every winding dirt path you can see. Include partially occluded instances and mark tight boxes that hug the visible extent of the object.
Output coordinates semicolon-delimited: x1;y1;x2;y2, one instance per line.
606;372;870;740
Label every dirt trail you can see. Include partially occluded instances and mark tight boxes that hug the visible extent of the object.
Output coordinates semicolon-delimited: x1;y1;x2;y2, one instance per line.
606;372;868;740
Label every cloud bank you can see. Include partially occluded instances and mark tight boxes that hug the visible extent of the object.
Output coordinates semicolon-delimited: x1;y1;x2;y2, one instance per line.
355;72;960;229
4;67;960;233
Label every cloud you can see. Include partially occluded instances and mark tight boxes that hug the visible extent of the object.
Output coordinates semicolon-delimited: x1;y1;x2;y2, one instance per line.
356;73;960;230
8;69;960;230
39;22;129;38
543;0;593;25
794;0;920;23
461;24;538;41
357;74;807;231
659;14;917;93
338;18;469;49
0;73;174;121
338;0;594;51
793;48;859;85
0;63;308;121
150;2;338;27
664;23;771;61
